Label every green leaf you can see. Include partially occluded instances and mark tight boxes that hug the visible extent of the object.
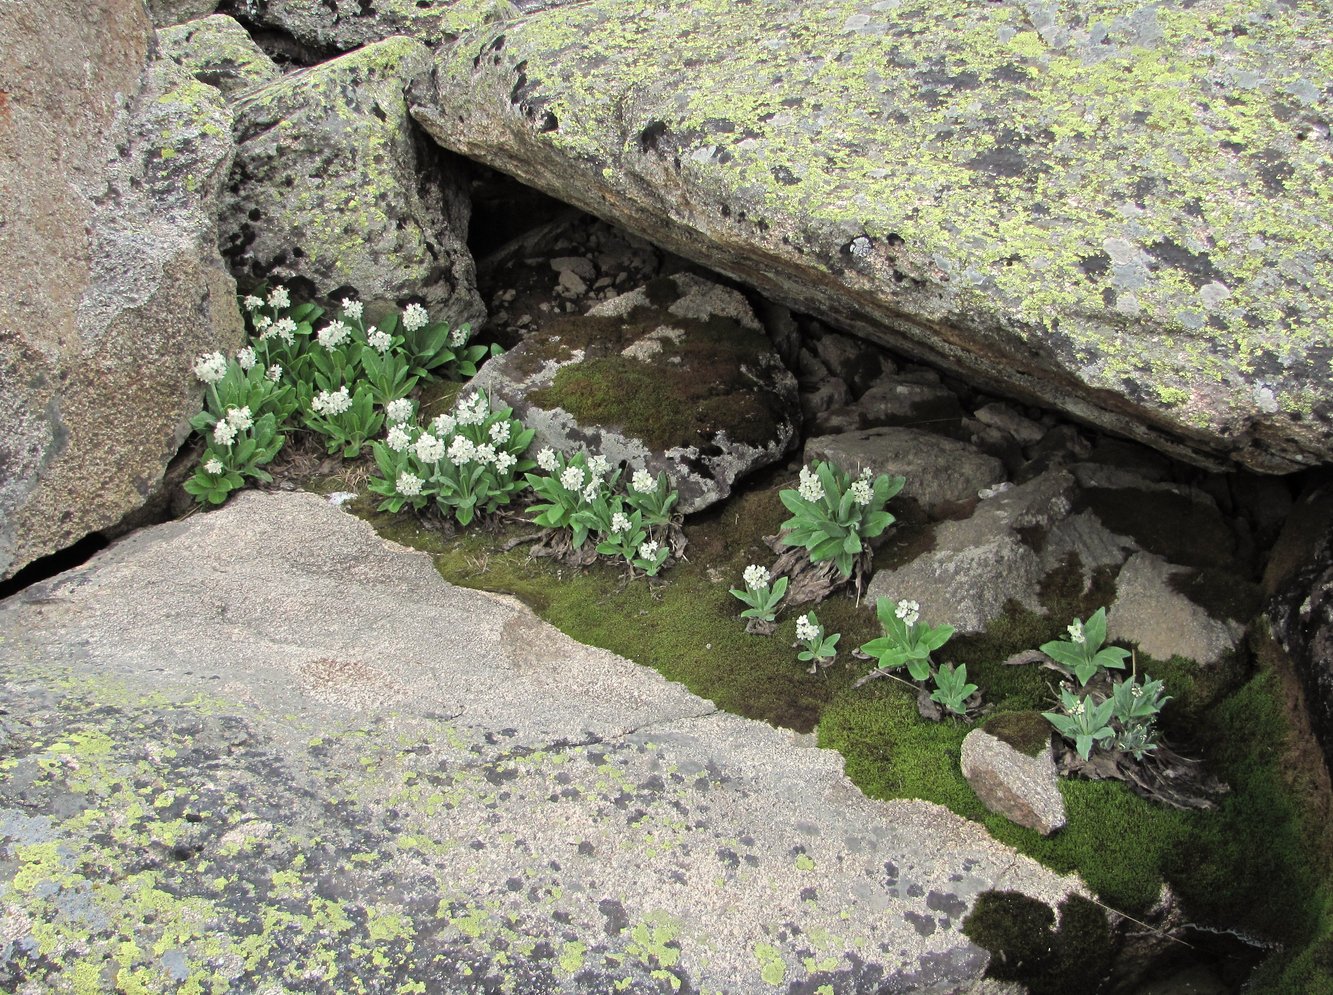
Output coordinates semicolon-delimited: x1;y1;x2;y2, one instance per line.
1084;607;1108;650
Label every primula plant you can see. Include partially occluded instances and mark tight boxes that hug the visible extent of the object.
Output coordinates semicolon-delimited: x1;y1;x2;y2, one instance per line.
730;564;789;627
930;663;979;718
1043;688;1117;761
779;461;905;578
1038;607;1129;686
859;598;954;683
794;611;840;672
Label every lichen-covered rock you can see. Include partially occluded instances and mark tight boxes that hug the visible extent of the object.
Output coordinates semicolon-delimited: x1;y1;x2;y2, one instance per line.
414;0;1333;474
471;273;799;513
157;14;280;97
961;728;1066;836
222;36;483;328
0;2;242;579
148;0;218;28
805;427;1006;519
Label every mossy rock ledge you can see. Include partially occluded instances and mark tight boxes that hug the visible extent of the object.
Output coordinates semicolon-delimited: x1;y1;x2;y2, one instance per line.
472;273;800;512
413;0;1333;474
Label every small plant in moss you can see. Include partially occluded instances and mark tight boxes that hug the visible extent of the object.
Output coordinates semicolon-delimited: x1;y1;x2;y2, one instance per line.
859;598;954;682
778;461;904;582
930;663;979;717
731;564;788;633
1039;607;1129;685
794;611;840;672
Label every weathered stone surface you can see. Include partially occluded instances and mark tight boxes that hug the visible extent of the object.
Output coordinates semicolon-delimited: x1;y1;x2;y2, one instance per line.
158;14;280;97
0;490;1085;991
0;2;242;580
413;1;1333;474
473;273;799;513
148;0;218;28
805;427;1006;518
961;729;1066;836
223;37;484;327
1108;552;1246;666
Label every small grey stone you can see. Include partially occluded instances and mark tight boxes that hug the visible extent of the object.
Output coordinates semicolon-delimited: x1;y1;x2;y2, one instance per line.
961;729;1065;835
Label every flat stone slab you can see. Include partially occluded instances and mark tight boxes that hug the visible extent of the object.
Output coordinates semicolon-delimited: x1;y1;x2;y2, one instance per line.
0;492;1082;993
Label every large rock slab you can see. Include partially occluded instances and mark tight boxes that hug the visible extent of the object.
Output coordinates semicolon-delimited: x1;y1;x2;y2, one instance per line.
413;1;1333;474
0;2;243;580
474;273;800;513
223;36;484;327
0;491;1083;991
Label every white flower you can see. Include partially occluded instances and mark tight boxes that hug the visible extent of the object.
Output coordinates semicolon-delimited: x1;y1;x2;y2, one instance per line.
401;302;429;332
494;451;517;473
560;465;585;491
225;406;253;431
796;614;819;642
236;346;257;371
312;386;351;417
743;564;771;590
367;328;393;352
386;425;412;452
203;457;224;475
254;315;273;335
415;432;445;463
341;298;363;321
798;466;825;503
272;317;297;344
475;442;497;465
447;435;475;466
895;599;920;627
386;398;414;424
582;482;600;503
1071;699;1086;717
589;454;610;479
456;393;487;426
631;468;655;494
638;539;661;561
192;352;227;385
1067;620;1086;645
243;295;264;312
1130;683;1144;698
449;327;470;347
860;465;875;480
212;420;237;446
611;512;632;534
489;421;511;444
537;447;558;472
850;479;873;507
396;471;423;497
317;320;350;350
266;364;283;383
431;413;457;437
267;286;290;310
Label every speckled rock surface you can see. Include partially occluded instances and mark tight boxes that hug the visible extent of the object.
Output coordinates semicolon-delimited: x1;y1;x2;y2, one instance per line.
961;730;1066;837
222;36;484;327
0;491;1085;993
412;0;1333;474
1107;552;1246;666
148;0;218;28
158;14;280;98
473;273;800;513
0;2;242;580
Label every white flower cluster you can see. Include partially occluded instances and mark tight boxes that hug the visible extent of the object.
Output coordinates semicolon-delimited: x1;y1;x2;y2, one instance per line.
743;564;771;590
204;457;224;475
560;465;585;491
895;599;921;626
243;295;264;312
386;398;414;424
796;614;820;642
264;317;296;344
611;512;632;534
415;432;446;463
267;286;290;309
489;421;510;445
226;406;253;431
798;465;825;502
266;364;283;383
236;346;257;371
588;454;610;479
367;327;392;352
342;298;363;322
447;435;474;466
449;326;470;347
193;352;227;385
639;539;661;561
387;424;412;452
311;386;351;417
432;413;456;436
850;479;873;506
631;468;656;494
317;320;350;350
401;302;429;332
537;447;558;472
1067;620;1086;645
456;392;488;427
396;471;423;497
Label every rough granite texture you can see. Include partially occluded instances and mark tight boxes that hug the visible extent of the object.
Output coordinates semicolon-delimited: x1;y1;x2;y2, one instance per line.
222;36;484;326
158;13;281;98
412;0;1333;474
960;729;1066;837
1107;551;1246;666
148;0;219;28
0;1;243;580
0;491;1084;993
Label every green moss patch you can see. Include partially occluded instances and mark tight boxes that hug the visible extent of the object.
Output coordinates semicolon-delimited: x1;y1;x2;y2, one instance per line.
982;712;1051;756
962;892;1113;995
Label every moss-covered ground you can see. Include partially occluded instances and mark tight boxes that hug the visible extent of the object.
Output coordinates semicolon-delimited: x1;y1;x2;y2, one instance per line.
338;461;1332;991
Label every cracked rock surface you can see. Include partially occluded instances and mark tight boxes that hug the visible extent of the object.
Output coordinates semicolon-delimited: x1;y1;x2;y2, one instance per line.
0;491;1082;993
